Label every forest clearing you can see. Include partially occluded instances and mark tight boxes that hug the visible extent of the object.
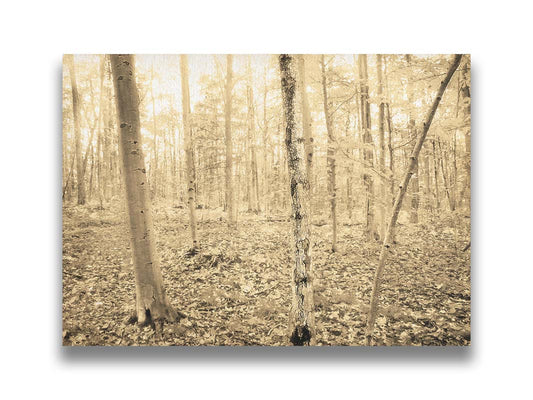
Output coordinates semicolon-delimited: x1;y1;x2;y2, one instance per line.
62;54;471;346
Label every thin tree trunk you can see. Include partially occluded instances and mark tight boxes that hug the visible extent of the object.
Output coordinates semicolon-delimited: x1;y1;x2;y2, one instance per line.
279;54;315;346
320;55;338;252
110;54;177;326
365;54;462;345
65;54;86;205
297;55;314;195
150;64;158;199
359;55;378;240
377;54;386;238
180;55;198;250
406;55;419;224
459;58;471;208
225;55;236;226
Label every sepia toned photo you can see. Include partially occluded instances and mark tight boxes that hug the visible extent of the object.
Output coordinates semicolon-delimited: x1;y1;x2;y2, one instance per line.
62;54;470;346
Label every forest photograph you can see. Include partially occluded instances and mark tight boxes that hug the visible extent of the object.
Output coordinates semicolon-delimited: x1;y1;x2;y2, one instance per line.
62;53;470;346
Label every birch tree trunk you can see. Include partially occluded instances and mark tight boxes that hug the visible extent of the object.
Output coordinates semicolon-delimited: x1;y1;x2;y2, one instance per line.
460;58;471;209
320;55;338;252
180;55;198;250
110;54;176;326
279;54;315;346
365;54;462;345
225;55;236;226
65;54;86;205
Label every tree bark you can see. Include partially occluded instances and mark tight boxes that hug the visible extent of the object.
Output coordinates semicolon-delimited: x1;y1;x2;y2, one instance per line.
279;54;315;346
406;55;419;224
65;54;86;205
365;54;462;345
180;55;198;250
110;54;176;326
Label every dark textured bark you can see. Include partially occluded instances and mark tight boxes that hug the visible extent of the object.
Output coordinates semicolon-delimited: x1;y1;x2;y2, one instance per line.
365;55;462;345
110;54;176;326
279;54;315;346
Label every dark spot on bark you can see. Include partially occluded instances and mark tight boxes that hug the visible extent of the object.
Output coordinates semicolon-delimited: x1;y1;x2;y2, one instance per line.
142;168;146;173
290;325;311;346
290;179;297;197
118;76;124;80
120;123;126;128
133;141;137;144
140;210;144;214
294;211;302;220
124;61;129;65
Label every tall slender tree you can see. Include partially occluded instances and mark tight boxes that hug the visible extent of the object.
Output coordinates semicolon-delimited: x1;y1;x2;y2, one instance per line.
65;54;86;205
320;55;338;252
279;54;315;346
110;54;176;326
365;54;462;345
297;55;314;195
224;55;236;226
180;55;198;250
377;54;387;238
359;55;378;240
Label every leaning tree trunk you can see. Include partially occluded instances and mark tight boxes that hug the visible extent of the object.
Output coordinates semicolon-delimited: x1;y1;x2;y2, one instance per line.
365;54;462;345
279;54;315;346
110;54;176;326
320;55;338;252
180;55;198;250
225;55;236;226
65;54;86;205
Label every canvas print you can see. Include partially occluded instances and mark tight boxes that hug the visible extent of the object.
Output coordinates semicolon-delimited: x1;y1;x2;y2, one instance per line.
62;54;470;346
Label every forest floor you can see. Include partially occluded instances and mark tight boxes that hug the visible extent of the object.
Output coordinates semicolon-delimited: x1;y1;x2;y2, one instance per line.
62;201;471;346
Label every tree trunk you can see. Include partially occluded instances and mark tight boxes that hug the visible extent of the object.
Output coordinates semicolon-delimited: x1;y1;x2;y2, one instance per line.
180;55;198;250
225;55;236;226
459;58;471;208
320;55;338;252
279;54;315;346
297;55;314;195
359;55;378;240
365;54;462;345
406;55;419;224
65;54;86;205
110;54;176;326
377;54;387;238
150;64;158;199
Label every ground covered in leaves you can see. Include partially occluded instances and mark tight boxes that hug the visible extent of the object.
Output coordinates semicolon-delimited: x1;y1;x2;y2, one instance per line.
62;202;470;346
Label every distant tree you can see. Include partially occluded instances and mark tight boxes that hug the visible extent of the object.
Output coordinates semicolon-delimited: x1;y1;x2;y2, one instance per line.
279;54;315;345
65;54;86;205
377;54;387;238
365;54;462;345
358;55;378;240
406;54;420;224
297;55;314;195
225;55;236;226
110;54;177;326
180;55;198;251
320;55;338;252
